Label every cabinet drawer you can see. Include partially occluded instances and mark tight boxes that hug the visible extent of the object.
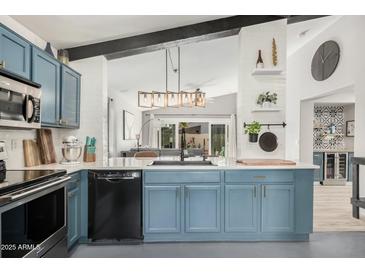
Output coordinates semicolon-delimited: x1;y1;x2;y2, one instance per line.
144;171;221;184
225;170;294;183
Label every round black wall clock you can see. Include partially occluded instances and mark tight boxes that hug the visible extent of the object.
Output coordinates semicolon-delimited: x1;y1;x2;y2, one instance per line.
311;40;340;81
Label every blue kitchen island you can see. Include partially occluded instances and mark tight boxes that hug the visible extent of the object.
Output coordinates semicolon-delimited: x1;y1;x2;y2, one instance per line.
21;157;317;244
143;168;314;242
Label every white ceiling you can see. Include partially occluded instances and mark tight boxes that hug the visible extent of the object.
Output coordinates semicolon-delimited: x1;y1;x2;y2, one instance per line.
11;15;228;49
108;35;238;107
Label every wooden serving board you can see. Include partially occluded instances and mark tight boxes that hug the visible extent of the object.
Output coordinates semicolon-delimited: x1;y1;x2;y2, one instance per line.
36;129;57;164
23;140;42;167
236;159;296;166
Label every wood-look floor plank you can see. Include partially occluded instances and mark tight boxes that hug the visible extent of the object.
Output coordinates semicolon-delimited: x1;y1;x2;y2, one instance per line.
314;185;365;232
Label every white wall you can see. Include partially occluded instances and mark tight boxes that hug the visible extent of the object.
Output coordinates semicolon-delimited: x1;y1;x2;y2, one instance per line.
108;89;142;156
287;16;365;213
237;19;287;159
286;16;362;161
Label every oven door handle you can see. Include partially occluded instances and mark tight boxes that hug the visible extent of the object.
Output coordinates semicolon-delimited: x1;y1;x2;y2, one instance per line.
4;176;71;201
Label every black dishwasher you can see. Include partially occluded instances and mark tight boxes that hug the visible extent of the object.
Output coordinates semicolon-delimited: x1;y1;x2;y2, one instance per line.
88;170;143;242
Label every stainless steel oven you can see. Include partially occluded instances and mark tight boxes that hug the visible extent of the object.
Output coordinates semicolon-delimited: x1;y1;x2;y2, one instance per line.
0;72;41;129
0;174;70;258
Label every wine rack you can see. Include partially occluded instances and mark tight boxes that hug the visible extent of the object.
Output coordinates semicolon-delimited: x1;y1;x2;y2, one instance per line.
324;152;348;185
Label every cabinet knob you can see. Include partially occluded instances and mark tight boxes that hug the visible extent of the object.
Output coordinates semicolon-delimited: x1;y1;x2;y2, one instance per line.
0;60;5;69
59;119;68;125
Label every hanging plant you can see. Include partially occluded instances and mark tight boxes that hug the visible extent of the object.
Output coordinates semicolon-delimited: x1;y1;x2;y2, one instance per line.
244;121;261;143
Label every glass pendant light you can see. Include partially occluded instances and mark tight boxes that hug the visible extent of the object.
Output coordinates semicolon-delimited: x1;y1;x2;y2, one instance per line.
152;91;166;107
193;88;206;107
138;91;152;108
180;91;193;107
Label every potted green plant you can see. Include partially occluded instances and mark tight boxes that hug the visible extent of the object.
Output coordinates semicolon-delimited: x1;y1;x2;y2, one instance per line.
257;91;278;108
244;121;261;143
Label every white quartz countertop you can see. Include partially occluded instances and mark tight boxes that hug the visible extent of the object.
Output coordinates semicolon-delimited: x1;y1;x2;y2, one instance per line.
17;157;319;174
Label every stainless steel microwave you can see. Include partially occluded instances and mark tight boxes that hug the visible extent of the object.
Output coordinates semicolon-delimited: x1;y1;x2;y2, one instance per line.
0;73;41;129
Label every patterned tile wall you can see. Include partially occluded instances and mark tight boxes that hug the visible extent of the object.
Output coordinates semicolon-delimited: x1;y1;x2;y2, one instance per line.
313;105;345;150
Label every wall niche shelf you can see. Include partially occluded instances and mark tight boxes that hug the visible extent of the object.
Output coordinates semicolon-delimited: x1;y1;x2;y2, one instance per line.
252;108;281;113
251;68;283;76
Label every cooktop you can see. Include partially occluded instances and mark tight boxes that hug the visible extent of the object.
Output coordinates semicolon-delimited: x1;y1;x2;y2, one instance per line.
0;169;66;195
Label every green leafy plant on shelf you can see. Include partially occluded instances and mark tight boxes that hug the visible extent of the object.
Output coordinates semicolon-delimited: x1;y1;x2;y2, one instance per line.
256;91;278;106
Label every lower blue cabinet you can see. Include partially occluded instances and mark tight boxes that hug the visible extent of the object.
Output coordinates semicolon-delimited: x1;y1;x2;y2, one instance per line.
261;184;294;233
144;185;181;233
185;185;221;233
67;179;81;248
225;184;259;232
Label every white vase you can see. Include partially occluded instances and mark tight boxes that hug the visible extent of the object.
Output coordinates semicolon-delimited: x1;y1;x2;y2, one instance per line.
262;102;271;108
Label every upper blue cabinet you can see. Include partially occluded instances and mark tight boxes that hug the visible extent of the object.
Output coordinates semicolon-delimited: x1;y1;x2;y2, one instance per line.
0;25;31;79
32;47;61;127
1;24;81;129
60;66;81;128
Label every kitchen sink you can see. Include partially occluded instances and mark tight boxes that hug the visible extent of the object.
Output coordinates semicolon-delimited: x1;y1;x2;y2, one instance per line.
150;160;216;166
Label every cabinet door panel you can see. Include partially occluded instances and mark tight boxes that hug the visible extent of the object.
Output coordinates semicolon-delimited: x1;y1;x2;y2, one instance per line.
144;185;181;233
68;184;81;248
61;66;80;128
225;185;258;232
0;26;31;78
185;185;221;233
262;184;294;233
32;48;60;126
313;152;324;182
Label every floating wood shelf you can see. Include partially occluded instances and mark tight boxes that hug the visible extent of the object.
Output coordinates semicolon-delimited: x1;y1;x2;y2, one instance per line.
251;108;281;112
251;68;283;76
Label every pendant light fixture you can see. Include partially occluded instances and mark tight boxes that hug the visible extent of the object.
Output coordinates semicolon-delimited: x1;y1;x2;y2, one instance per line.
137;47;206;108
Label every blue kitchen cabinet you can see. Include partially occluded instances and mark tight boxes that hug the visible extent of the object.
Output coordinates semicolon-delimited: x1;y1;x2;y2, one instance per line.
31;47;61;127
225;184;259;233
348;152;354;182
185;185;221;233
60;65;81;128
0;24;31;79
67;174;81;249
313;152;324;182
261;184;294;233
144;185;181;233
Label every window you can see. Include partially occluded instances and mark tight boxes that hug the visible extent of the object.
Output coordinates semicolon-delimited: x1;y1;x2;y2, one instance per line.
161;124;176;148
211;124;226;156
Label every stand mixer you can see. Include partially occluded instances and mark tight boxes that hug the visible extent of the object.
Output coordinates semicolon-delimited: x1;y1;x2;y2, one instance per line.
60;136;82;164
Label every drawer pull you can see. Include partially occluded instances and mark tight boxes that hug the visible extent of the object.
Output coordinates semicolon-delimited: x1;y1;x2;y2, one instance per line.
254;175;266;179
